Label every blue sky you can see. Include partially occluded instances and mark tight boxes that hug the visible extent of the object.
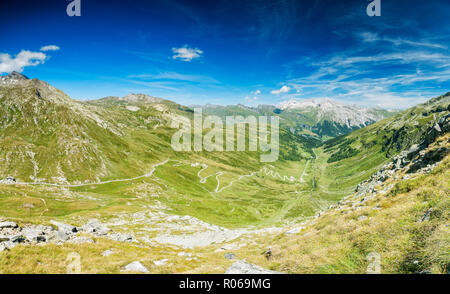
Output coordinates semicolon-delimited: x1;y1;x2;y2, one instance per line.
1;0;449;108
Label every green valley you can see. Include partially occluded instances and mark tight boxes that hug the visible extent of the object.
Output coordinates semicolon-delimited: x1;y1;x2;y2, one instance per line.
0;73;449;274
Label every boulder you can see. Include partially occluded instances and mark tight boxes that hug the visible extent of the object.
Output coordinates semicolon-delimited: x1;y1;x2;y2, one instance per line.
50;221;77;235
50;230;70;242
153;259;169;266
22;227;46;243
224;253;236;260
108;233;133;242
225;260;283;274
82;220;110;236
10;235;25;243
0;176;16;184
357;215;368;221
0;235;10;242
0;222;18;229
419;209;433;222
122;261;149;273
433;123;442;133
406;144;421;160
102;250;114;257
68;236;95;244
0;241;16;251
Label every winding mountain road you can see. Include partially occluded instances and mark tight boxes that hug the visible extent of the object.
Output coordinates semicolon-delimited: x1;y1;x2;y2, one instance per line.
4;156;308;195
5;159;170;188
299;160;310;182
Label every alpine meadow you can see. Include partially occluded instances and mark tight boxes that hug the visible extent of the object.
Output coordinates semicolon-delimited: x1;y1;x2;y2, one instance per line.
0;0;449;276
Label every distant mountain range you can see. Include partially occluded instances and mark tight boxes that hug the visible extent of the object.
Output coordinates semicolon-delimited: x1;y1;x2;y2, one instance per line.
199;98;399;139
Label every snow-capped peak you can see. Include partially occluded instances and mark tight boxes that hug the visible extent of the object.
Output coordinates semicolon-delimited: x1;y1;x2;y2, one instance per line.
279;98;352;110
278;98;384;128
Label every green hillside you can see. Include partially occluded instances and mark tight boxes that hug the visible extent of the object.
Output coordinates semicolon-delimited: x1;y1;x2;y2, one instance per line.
0;75;449;273
0;76;448;229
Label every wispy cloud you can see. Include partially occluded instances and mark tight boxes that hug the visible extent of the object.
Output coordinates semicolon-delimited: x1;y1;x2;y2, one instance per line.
172;46;203;61
282;44;450;108
359;32;447;49
40;45;60;51
129;72;218;84
314;52;450;68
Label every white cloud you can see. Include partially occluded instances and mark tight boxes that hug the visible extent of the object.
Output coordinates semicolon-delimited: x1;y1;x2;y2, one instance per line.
129;72;218;84
313;52;450;70
280;32;450;109
0;50;47;74
244;89;262;103
244;96;258;103
40;45;60;51
244;89;262;104
271;85;291;95
172;46;203;62
281;47;450;108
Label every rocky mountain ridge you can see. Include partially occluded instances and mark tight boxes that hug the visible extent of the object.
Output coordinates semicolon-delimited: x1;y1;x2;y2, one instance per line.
279;98;389;128
356;113;449;196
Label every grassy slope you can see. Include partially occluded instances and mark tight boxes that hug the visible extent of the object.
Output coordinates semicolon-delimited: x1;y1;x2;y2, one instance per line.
1;135;447;274
1;88;448;228
232;134;449;274
0;89;449;273
0;81;324;228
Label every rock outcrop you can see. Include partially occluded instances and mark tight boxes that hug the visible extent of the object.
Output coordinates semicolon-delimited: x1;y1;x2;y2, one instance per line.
356;114;449;196
0;219;135;252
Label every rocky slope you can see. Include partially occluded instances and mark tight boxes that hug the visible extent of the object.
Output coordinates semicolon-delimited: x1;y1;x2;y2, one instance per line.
356;113;450;196
279;98;389;127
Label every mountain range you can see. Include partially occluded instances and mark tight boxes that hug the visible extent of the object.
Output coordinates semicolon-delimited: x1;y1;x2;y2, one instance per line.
0;71;449;273
198;98;398;140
